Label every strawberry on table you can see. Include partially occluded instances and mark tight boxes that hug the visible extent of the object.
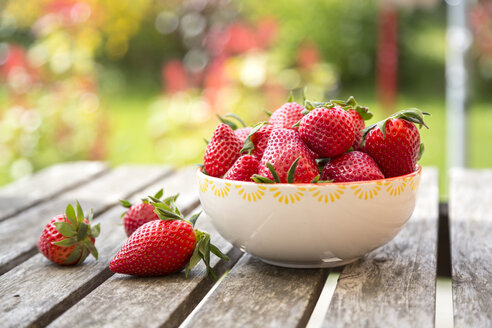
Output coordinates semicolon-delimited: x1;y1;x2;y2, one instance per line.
362;108;429;178
38;202;100;266
298;105;355;158
204;123;242;177
321;151;384;182
109;195;228;278
120;188;172;237
257;128;318;183
224;154;260;181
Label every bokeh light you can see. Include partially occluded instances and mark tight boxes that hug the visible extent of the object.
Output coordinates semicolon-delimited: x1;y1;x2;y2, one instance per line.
0;0;491;187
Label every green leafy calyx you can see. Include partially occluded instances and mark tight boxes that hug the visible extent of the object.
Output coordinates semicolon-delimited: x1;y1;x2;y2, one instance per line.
53;201;99;265
362;108;430;142
149;195;228;280
217;113;247;130
301;96;373;121
185;230;229;280
240;121;268;154
252;158;301;184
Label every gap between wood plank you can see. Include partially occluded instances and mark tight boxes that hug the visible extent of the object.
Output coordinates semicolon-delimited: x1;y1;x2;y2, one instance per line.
30;199;201;328
166;247;245;328
0;248;39;276
305;270;339;328
296;269;330;328
435;201;454;328
27;268;114;328
178;266;233;328
435;277;454;328
437;202;451;277
0;167;174;277
0;163;110;223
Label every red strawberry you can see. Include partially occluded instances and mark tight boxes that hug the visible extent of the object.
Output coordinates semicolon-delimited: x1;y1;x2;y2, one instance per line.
299;106;355;158
250;124;275;159
349;110;366;150
328;96;373;150
269;102;305;130
256;128;318;183
110;197;228;278
321;151;384;182
110;219;195;276
224;154;260;181
38;202;99;265
217;113;249;143
120;189;168;237
204;123;242;177
234;127;252;143
239;123;276;159
363;109;429;178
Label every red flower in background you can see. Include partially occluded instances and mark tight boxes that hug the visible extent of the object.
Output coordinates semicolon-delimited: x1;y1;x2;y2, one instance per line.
256;18;278;49
470;0;492;56
162;60;189;94
204;55;227;109
43;0;92;26
297;42;321;70
224;22;259;55
0;44;39;97
0;45;30;78
161;17;279;104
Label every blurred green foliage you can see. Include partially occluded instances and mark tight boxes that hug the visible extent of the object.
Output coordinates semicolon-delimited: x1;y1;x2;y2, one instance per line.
0;0;491;195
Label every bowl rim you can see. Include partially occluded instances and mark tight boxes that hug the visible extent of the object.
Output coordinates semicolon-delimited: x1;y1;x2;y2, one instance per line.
197;164;422;187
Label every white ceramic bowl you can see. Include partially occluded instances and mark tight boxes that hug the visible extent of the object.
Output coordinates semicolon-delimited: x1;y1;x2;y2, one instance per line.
197;166;422;268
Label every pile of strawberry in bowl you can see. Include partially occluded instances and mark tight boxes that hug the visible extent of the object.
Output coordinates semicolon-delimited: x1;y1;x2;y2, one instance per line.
198;96;429;268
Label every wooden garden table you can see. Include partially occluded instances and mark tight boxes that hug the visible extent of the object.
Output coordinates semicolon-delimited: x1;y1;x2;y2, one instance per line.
0;162;490;327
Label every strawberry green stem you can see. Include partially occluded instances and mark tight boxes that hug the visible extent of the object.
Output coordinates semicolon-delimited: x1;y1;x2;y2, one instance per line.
240;121;268;154
217;113;247;130
362;108;430;141
53;201;99;264
150;196;230;279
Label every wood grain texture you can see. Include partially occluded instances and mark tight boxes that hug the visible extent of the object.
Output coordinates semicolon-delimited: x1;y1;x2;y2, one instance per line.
0;168;198;328
182;255;328;328
449;168;492;328
0;161;108;222
0;165;170;275
48;209;241;328
323;167;439;327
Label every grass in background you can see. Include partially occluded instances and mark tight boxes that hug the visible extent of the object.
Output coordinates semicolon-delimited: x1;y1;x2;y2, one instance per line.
104;91;161;166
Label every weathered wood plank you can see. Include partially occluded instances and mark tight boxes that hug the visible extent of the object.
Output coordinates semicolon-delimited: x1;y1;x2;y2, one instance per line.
0;168;199;328
449;168;492;328
182;255;328;328
0;165;171;275
0;161;108;222
323;167;439;327
48;209;242;328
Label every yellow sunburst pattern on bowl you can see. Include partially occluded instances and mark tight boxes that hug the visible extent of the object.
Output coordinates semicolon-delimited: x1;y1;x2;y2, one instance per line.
198;178;212;193
351;182;383;200
235;185;267;202
270;187;306;204
309;186;346;203
211;182;231;198
403;175;420;191
384;180;407;196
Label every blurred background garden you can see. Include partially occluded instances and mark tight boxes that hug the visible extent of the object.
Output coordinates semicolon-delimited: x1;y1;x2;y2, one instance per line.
1;0;491;196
